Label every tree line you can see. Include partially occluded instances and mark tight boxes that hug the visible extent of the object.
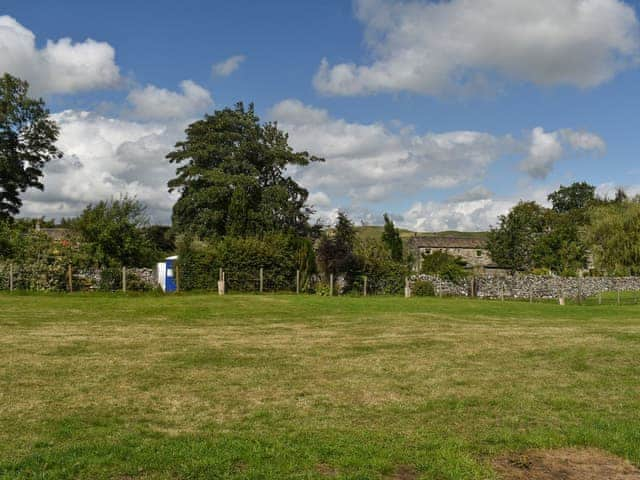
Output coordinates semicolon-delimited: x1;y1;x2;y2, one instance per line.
488;182;640;276
0;74;414;292
2;72;639;288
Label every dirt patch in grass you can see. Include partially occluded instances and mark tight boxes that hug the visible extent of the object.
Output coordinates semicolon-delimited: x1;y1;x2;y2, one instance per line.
493;448;640;480
384;465;418;480
315;463;339;477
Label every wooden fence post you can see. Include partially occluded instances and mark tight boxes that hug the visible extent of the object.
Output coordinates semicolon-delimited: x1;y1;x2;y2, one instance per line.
363;275;367;297
577;276;582;305
67;264;73;293
9;263;13;292
175;264;180;293
218;270;225;295
259;267;263;293
122;266;127;293
296;270;300;294
329;273;334;296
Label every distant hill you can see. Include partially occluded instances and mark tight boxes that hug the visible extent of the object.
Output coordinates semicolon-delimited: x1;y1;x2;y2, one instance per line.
354;225;488;242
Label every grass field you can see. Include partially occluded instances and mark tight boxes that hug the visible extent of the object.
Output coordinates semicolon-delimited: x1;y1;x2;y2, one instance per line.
1;293;639;479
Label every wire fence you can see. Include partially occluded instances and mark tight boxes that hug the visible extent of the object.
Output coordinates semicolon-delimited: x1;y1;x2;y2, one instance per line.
0;263;155;293
2;261;640;306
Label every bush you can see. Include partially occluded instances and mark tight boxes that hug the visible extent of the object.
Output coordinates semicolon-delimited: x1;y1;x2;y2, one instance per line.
413;280;435;297
177;234;316;292
421;251;468;284
353;239;408;295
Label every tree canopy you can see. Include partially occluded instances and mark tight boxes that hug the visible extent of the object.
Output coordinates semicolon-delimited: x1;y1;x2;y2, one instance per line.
420;250;468;283
316;211;359;278
486;201;546;273
74;196;155;267
547;182;596;213
585;199;640;275
167;102;323;238
0;74;61;219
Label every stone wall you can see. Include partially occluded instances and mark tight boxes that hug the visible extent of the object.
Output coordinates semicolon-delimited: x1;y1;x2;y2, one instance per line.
0;263;157;292
410;274;640;299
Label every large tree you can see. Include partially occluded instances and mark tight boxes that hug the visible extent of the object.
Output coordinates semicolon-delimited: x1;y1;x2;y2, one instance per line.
584;200;640;275
547;182;596;213
167;102;323;238
74;196;155;267
0;74;61;219
486;201;546;273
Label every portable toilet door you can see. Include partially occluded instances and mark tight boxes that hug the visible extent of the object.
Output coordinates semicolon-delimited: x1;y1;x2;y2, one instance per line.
165;256;178;292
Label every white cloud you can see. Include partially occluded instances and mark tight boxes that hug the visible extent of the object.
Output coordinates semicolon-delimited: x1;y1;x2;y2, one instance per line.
449;186;493;203
560;129;607;152
308;191;332;209
270;99;511;203
399;185;554;231
401;198;513;232
270;99;604;208
0;16;120;95
314;0;640;96
212;55;246;77
520;127;605;179
127;80;213;120
20;110;181;223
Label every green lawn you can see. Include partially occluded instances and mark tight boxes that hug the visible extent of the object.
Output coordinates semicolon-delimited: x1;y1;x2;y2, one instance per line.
1;293;639;479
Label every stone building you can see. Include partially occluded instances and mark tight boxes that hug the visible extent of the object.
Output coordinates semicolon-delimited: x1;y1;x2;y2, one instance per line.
407;235;500;273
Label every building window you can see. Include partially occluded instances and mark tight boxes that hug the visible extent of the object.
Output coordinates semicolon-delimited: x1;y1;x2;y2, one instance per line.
476;250;483;257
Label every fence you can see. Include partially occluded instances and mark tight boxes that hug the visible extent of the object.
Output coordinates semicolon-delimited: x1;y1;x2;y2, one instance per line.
176;264;403;296
3;261;640;305
0;261;408;296
0;263;155;292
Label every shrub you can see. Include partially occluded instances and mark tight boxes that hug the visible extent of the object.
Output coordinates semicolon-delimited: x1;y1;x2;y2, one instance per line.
413;280;435;297
421;251;468;284
353;238;408;295
177;234;316;292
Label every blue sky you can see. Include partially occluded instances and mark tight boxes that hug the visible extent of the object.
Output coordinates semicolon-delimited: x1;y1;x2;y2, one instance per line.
2;0;640;230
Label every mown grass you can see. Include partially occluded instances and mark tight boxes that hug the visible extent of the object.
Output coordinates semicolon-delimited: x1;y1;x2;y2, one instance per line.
1;293;639;479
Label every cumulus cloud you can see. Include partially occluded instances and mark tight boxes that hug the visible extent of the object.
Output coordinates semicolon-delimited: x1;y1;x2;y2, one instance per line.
449;186;493;203
212;55;246;77
20;110;181;223
520;128;605;179
270;99;512;203
127;80;213;120
0;15;120;95
401;198;513;232
314;0;640;96
308;191;332;209
270;99;604;208
398;185;557;231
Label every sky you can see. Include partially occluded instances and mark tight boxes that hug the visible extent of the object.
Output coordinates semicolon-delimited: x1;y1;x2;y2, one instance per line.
2;0;640;231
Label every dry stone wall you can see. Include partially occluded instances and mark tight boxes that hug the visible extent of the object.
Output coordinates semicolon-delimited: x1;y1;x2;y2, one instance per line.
411;274;640;299
0;263;156;291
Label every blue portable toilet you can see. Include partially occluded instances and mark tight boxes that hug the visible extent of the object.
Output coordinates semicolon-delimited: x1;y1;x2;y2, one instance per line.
157;255;178;292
